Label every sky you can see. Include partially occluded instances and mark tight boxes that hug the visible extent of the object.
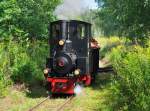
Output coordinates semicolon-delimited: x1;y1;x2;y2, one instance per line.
84;0;98;9
54;0;98;19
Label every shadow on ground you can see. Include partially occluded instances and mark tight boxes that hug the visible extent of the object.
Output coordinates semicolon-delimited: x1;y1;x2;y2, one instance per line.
91;72;114;90
25;72;114;99
51;93;74;99
25;81;48;98
25;82;73;98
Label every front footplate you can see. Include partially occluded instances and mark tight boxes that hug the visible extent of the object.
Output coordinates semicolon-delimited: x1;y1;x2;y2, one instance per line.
47;75;91;94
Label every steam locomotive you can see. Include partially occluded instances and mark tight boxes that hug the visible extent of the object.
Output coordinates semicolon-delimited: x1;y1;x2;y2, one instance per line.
44;20;100;94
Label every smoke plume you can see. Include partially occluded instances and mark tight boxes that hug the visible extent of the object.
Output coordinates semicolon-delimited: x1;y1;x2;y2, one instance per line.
74;84;83;95
54;0;91;20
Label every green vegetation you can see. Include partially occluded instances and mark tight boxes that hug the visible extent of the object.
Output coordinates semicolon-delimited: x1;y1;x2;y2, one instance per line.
0;0;61;40
96;37;150;111
93;1;150;110
0;0;61;97
110;44;150;111
0;40;48;97
95;36;127;59
95;0;150;41
0;0;150;111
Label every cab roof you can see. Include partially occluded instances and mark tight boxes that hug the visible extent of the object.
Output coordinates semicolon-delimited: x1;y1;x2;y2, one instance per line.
51;20;92;25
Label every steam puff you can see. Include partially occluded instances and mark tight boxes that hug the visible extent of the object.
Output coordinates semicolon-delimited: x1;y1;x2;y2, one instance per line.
54;0;89;20
74;84;83;95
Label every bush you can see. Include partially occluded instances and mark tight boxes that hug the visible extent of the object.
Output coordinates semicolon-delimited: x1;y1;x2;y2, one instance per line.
95;36;127;59
0;40;48;97
10;40;48;83
110;45;150;111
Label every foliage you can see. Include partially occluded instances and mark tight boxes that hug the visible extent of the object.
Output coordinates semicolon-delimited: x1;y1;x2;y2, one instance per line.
0;0;61;39
0;0;61;97
95;36;127;59
0;43;12;97
110;44;150;110
0;0;23;39
80;10;102;36
0;40;48;97
95;0;150;41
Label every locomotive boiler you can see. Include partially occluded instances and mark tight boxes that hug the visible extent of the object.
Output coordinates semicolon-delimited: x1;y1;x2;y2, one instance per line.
44;20;99;94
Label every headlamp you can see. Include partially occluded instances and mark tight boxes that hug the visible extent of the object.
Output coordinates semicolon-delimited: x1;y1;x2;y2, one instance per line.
44;69;49;74
59;40;64;46
74;69;80;75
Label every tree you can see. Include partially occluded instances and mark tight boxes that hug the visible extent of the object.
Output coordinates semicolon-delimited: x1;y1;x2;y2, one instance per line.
0;0;21;39
0;0;61;40
95;0;150;41
80;9;102;36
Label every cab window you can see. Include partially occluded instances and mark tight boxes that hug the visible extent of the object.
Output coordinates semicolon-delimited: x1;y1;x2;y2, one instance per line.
69;23;86;39
52;24;61;38
77;24;86;39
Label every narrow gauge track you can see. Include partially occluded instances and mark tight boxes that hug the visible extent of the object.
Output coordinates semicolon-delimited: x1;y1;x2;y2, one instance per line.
28;95;74;111
55;95;74;111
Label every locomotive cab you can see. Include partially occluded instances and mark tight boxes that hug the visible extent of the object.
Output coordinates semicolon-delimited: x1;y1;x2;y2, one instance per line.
44;20;99;94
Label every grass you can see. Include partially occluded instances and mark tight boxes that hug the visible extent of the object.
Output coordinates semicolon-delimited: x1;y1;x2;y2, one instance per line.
65;73;114;111
0;73;114;111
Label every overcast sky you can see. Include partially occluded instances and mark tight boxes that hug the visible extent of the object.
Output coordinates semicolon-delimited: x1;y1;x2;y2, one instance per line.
55;0;98;19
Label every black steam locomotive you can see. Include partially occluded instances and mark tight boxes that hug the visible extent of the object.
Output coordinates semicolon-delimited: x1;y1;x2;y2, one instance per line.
44;20;99;94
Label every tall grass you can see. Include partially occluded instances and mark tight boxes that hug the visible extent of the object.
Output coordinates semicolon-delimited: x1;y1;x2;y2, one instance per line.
0;40;48;97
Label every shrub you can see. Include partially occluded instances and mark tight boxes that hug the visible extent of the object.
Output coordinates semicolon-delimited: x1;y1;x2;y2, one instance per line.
0;40;48;97
9;40;47;84
95;36;127;59
110;45;150;111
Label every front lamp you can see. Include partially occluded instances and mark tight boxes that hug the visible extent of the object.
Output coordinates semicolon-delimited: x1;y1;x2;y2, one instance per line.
74;69;80;75
44;68;49;74
59;40;64;46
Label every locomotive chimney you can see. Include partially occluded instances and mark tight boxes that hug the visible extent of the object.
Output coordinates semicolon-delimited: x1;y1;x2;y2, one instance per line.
63;40;72;52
